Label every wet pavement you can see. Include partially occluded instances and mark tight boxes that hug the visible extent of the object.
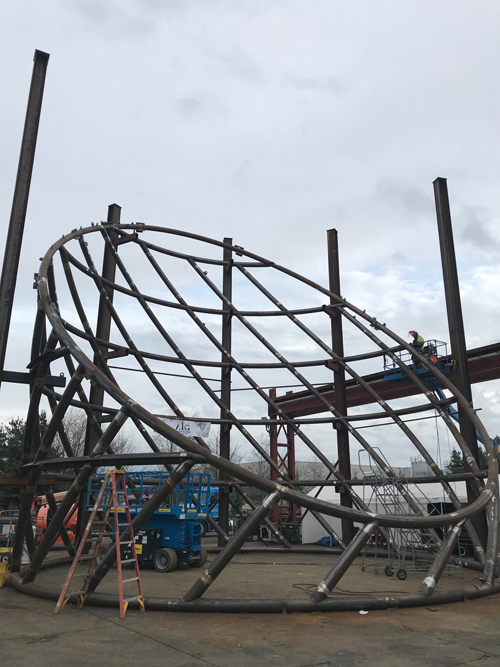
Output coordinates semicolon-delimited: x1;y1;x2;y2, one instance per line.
1;547;499;666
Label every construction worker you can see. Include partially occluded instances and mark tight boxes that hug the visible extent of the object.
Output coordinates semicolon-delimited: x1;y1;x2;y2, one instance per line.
409;330;424;353
409;330;425;369
32;496;42;516
427;340;437;364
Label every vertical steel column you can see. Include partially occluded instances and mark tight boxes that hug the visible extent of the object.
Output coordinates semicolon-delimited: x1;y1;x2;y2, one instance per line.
269;389;296;524
285;421;297;522
83;203;121;456
433;178;488;547
269;389;280;525
78;204;121;540
0;50;49;390
327;228;353;544
269;388;279;517
218;237;232;545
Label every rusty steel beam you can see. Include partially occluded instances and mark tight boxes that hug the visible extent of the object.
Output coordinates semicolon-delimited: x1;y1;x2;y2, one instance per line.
218;237;232;545
327;228;353;544
83;203;121;457
274;343;500;417
434;177;487;547
0;50;49;390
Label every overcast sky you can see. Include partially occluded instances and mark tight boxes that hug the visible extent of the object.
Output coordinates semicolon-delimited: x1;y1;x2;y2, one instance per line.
1;1;500;468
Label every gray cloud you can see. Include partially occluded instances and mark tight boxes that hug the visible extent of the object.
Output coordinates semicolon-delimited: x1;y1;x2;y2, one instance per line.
176;92;227;121
75;0;188;35
209;44;263;83
284;73;347;96
460;205;500;255
376;180;434;219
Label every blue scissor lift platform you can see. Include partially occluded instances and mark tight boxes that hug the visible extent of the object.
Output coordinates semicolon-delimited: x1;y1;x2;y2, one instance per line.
383;339;450;382
383;339;497;451
86;470;211;572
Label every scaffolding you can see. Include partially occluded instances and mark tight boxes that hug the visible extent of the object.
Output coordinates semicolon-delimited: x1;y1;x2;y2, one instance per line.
359;452;461;579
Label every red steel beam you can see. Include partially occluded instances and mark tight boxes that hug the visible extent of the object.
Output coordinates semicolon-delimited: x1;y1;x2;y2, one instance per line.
276;343;500;418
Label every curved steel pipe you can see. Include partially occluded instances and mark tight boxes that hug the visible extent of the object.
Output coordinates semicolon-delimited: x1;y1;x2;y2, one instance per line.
10;222;498;614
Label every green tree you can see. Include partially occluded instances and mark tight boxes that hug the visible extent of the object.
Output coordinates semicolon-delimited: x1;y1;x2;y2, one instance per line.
229;489;245;517
446;446;488;474
446;448;464;474
478;446;487;470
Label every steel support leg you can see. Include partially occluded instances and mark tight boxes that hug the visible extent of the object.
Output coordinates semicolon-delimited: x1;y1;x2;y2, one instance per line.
420;520;465;596
24;520;36;558
483;488;499;586
183;491;281;602
233;482;292;549
311;521;378;603
46;488;77;558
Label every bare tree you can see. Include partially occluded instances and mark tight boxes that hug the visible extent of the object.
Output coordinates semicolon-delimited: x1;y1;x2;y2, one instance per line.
149;429;181;454
194;427;244;481
244;433;271;479
145;424;243;480
56;408;135;457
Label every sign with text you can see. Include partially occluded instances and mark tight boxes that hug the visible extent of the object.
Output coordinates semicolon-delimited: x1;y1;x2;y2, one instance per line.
160;418;211;439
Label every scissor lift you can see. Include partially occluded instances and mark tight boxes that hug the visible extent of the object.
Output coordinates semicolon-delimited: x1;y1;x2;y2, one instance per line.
384;339;450;381
87;469;211;572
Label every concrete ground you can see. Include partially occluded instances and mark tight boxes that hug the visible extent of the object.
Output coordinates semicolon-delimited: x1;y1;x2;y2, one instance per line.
1;548;499;667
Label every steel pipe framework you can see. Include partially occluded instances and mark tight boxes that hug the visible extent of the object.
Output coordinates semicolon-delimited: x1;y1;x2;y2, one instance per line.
9;221;499;613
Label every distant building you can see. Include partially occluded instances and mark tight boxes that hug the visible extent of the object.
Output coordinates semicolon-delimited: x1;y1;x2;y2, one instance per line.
239;459;413;506
411;457;433;477
295;461;412;482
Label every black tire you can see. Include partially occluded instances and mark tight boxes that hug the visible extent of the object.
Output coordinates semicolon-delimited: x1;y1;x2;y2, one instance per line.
385;565;394;577
153;548;177;573
1;553;10;564
189;547;208;568
396;568;407;580
200;520;209;537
